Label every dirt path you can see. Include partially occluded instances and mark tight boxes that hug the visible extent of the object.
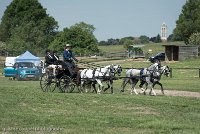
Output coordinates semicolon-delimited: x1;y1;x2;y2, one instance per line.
154;89;200;98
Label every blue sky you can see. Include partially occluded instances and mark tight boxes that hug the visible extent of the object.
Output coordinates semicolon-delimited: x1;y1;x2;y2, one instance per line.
0;0;186;41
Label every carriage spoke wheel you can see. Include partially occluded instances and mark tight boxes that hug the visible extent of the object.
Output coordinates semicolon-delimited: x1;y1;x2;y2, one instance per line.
40;73;56;92
59;75;76;93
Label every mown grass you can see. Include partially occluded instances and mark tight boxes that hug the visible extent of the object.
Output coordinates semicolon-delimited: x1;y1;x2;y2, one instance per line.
0;77;200;134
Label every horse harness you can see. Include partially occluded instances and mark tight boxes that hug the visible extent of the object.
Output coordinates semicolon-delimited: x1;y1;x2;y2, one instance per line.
83;66;115;81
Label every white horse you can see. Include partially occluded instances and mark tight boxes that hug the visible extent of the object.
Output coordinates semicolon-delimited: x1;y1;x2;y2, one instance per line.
80;65;115;94
139;65;170;95
102;64;123;94
121;63;160;95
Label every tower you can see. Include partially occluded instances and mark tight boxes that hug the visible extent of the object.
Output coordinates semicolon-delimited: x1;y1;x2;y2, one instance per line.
161;22;167;41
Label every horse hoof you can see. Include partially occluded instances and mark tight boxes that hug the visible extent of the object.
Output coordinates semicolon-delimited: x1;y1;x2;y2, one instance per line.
150;94;156;96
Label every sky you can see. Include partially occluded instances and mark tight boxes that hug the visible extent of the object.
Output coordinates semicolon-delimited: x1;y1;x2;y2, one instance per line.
0;0;186;41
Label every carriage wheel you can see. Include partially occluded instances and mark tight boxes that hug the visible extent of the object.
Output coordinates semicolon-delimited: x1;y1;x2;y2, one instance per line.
40;73;56;92
59;75;76;93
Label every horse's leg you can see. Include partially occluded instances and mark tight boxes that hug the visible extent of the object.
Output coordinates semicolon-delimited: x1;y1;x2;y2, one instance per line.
160;82;164;95
80;81;85;93
143;82;148;95
110;80;114;94
154;81;164;94
85;83;89;93
96;79;103;94
149;82;156;96
91;82;97;93
139;79;146;93
130;78;138;95
121;78;129;92
143;77;150;95
103;81;110;92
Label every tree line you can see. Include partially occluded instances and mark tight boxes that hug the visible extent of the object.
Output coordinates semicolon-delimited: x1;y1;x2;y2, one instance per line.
0;0;200;56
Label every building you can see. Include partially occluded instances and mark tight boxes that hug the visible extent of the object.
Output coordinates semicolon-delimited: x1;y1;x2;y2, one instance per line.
164;44;199;61
161;22;167;41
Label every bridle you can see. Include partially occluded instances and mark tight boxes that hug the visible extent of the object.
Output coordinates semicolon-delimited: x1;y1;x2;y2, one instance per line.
160;66;170;77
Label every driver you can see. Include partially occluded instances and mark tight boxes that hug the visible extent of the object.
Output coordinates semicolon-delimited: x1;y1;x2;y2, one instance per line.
63;44;78;78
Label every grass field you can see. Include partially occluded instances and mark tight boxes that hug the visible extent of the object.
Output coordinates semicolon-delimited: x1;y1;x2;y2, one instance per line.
1;41;200;133
0;77;200;134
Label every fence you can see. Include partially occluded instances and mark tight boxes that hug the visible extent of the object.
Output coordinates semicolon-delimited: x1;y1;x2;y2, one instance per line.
1;58;200;79
169;68;200;78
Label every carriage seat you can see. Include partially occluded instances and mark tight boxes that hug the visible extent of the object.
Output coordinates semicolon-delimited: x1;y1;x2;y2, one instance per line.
47;64;63;76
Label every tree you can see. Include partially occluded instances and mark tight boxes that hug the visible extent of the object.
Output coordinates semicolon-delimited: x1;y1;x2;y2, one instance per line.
122;39;134;49
107;38;120;45
98;41;108;46
0;0;58;55
167;34;174;42
188;32;200;45
49;22;99;55
155;34;162;43
150;34;161;43
173;0;200;44
149;37;156;42
139;35;149;44
119;37;134;45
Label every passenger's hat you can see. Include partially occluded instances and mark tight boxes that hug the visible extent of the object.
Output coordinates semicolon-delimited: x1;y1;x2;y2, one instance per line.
45;49;50;53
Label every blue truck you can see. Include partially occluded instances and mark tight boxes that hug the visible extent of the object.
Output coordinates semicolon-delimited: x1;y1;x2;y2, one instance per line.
3;62;40;81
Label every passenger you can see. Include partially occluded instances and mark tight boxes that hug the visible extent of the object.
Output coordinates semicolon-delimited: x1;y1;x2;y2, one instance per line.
45;49;60;76
45;49;54;67
52;50;59;64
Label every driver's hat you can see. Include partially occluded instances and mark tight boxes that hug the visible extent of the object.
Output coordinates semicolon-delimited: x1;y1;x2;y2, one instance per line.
65;44;71;47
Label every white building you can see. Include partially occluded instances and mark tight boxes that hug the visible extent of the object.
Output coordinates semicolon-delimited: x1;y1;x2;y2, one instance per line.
161;22;167;41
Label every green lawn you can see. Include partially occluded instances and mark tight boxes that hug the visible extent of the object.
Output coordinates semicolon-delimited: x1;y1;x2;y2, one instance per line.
0;77;200;134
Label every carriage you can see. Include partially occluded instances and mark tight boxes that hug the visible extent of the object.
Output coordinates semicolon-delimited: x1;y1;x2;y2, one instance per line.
39;59;170;95
39;60;78;93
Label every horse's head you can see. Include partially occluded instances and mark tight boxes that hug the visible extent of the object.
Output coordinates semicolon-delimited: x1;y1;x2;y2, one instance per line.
160;65;170;77
102;65;115;76
109;65;116;75
113;65;123;76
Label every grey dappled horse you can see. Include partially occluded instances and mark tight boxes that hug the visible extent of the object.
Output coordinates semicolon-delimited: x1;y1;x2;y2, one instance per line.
121;63;160;95
80;64;122;94
139;65;170;95
103;64;123;93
